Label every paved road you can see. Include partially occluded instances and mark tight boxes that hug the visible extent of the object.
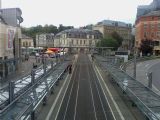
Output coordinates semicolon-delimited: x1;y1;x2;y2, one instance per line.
55;53;114;120
126;59;160;94
148;62;160;91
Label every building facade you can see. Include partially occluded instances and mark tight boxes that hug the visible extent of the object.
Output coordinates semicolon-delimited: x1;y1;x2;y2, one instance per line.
137;0;160;19
93;20;132;50
36;33;54;48
21;34;34;47
0;6;23;78
135;7;160;54
54;29;102;53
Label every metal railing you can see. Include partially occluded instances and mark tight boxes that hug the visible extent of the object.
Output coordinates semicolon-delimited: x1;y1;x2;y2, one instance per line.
0;55;72;120
95;55;160;120
0;61;54;109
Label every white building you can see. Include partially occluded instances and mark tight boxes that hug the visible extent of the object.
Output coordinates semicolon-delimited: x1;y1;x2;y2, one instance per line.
0;4;23;78
36;33;54;48
54;28;102;53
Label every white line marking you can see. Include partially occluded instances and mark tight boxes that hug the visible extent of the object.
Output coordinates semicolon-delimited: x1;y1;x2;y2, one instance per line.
73;65;80;120
89;80;98;120
62;74;75;120
46;55;78;120
86;61;98;120
145;64;149;68
95;65;125;120
62;58;78;120
94;67;117;120
89;64;108;120
45;74;69;120
88;58;107;120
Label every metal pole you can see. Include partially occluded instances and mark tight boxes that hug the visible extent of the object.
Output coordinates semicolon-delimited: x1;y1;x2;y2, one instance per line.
9;81;14;103
148;72;152;89
31;111;35;120
133;49;136;79
51;60;53;69
43;58;46;74
31;69;35;85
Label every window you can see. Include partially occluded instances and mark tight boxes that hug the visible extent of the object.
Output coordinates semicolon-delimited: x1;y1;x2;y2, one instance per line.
26;42;28;46
80;40;82;45
89;40;92;45
158;23;160;30
144;32;147;37
151;24;154;29
23;42;25;47
72;39;74;45
84;40;85;45
151;32;154;37
29;42;31;46
143;23;147;29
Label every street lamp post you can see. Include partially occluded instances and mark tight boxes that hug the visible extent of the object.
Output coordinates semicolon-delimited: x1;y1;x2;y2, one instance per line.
133;47;137;79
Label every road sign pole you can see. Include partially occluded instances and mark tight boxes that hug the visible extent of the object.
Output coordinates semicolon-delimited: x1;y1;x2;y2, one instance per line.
9;81;14;103
43;58;46;74
148;72;152;89
31;111;35;120
133;50;136;79
31;69;35;85
51;60;53;69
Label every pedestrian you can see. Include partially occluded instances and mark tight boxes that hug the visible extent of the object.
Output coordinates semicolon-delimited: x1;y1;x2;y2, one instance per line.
91;54;94;61
68;64;72;74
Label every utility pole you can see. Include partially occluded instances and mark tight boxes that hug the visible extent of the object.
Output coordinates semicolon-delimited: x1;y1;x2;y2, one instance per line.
148;72;152;89
133;47;137;79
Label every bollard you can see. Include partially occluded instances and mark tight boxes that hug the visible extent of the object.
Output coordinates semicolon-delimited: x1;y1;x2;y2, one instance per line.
31;69;35;85
133;53;136;79
9;81;14;103
42;96;47;105
51;87;54;94
123;63;127;72
31;111;35;120
43;60;47;74
51;61;54;69
148;72;152;89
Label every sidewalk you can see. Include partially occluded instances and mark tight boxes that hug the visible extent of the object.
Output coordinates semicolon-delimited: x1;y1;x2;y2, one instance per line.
126;59;160;95
0;56;41;89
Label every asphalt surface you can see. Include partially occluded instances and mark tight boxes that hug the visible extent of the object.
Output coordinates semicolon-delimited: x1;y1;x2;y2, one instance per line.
126;59;160;94
149;62;160;91
56;53;114;120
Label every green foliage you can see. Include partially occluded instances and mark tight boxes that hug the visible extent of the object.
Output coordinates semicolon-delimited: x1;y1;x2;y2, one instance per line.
96;37;119;50
110;31;123;47
97;31;123;50
21;24;74;46
139;39;153;56
58;24;74;32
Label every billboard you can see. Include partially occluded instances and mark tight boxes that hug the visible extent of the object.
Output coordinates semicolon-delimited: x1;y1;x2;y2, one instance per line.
6;28;16;50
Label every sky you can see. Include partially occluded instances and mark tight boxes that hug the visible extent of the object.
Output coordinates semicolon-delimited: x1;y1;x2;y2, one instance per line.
2;0;153;27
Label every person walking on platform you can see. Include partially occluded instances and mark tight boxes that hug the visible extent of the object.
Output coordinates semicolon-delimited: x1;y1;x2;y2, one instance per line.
68;64;72;74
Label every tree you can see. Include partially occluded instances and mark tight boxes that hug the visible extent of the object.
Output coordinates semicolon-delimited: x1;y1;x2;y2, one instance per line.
21;25;59;46
110;31;123;47
139;39;154;56
96;37;119;50
58;24;74;32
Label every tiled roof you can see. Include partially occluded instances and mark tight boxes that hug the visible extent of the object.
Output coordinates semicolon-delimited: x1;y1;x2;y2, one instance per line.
97;20;131;27
143;10;160;17
22;34;32;39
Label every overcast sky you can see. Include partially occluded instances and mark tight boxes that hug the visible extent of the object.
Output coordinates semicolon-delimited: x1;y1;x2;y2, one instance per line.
2;0;153;27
